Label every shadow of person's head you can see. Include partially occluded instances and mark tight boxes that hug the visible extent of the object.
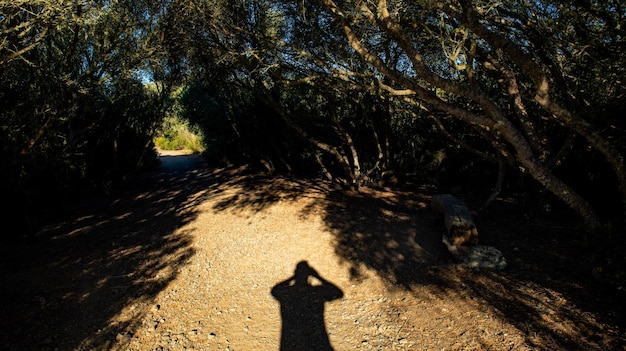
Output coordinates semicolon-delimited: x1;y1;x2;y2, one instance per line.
294;260;314;285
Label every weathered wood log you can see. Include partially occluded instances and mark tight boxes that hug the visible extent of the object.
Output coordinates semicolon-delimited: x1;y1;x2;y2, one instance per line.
430;194;506;270
431;194;479;248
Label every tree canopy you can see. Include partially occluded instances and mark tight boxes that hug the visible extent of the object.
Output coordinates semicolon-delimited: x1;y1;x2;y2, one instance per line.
1;0;625;235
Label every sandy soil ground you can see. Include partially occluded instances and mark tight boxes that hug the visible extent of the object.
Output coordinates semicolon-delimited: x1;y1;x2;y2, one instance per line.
1;151;624;350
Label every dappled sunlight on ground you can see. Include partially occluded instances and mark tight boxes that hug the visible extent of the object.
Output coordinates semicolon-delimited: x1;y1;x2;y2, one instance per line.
1;157;624;350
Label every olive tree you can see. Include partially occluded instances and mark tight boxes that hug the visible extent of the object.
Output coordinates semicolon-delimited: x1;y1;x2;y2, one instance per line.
293;0;625;231
157;0;626;230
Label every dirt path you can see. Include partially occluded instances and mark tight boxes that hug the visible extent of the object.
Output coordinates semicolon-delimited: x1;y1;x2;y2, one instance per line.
1;152;624;350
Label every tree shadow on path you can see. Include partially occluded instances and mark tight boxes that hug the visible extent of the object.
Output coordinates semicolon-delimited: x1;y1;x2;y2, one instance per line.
272;261;343;351
0;154;212;351
201;165;626;350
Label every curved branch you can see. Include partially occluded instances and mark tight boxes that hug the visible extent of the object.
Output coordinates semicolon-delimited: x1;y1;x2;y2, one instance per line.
459;0;626;214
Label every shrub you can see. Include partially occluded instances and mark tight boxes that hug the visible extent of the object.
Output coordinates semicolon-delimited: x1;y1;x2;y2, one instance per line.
154;116;205;153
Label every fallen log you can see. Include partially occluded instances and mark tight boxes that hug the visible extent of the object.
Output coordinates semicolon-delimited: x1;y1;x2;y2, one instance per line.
431;194;479;248
430;194;506;270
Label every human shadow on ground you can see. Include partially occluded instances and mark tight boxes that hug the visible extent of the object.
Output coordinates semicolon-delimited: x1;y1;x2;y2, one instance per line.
272;261;343;351
202;165;625;350
0;154;212;351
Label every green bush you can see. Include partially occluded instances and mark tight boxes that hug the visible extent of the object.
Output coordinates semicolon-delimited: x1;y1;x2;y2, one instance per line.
154;116;205;153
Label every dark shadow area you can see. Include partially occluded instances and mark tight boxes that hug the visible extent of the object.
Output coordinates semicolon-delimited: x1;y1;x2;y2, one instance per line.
325;190;626;349
272;261;343;351
0;154;212;350
199;165;625;350
321;187;449;288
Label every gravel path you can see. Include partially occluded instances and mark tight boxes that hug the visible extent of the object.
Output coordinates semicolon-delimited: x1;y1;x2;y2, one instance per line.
1;151;623;350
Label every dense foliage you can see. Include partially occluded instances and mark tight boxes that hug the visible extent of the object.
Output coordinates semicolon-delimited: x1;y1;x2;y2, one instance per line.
1;0;625;236
162;0;625;231
0;0;173;232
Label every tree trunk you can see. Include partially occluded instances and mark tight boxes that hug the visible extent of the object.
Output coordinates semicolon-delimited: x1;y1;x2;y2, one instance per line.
482;154;506;211
256;88;358;188
459;0;623;229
